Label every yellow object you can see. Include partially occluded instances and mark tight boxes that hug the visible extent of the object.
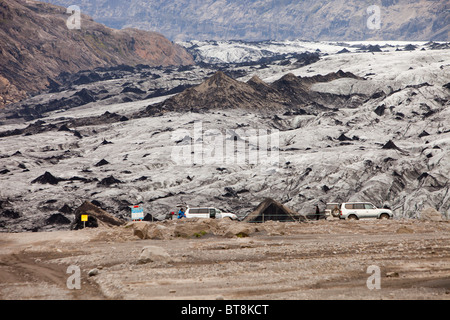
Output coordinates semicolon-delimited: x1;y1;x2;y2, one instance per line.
81;214;88;222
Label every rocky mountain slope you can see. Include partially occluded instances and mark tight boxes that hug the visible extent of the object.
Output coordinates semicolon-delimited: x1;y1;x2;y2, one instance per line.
1;48;320;122
42;0;449;41
0;41;449;232
0;0;194;107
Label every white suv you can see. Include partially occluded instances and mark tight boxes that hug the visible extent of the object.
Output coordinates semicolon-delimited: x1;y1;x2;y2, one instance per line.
339;202;393;220
185;207;238;220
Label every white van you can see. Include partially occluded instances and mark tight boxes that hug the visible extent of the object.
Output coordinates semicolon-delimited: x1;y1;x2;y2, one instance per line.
185;207;238;220
339;202;393;220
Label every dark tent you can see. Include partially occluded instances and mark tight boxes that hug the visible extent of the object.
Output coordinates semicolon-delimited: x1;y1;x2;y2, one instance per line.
70;201;125;230
242;198;304;223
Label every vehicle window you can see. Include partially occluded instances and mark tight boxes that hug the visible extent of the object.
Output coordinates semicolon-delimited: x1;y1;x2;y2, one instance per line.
354;204;365;210
199;208;209;214
209;209;215;214
215;209;222;214
345;204;353;209
189;209;199;214
364;203;375;209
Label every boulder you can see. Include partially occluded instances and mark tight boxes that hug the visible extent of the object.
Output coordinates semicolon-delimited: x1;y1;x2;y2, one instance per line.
147;224;171;239
222;224;254;238
217;219;262;238
420;207;443;221
138;246;172;264
132;221;150;239
261;220;287;236
174;219;218;238
88;268;99;277
131;221;172;240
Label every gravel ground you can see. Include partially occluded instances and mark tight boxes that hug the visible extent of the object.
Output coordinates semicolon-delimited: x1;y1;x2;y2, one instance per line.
1;219;449;300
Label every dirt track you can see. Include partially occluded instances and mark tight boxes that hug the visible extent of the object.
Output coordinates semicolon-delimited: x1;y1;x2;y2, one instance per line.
1;219;449;300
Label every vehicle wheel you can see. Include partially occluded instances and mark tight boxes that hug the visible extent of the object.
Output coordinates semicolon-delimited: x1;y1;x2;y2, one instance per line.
379;213;390;219
331;208;340;217
348;214;358;220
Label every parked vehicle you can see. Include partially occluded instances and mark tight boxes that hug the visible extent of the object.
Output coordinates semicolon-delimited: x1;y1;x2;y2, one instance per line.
185;207;238;220
325;203;341;218
339;202;393;220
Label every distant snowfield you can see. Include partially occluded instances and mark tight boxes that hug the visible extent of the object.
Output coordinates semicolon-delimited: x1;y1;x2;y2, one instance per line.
264;48;450;84
0;41;449;232
180;40;433;64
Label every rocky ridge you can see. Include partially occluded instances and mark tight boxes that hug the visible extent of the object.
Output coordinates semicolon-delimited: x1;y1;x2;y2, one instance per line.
149;70;364;114
42;0;449;41
0;0;194;108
